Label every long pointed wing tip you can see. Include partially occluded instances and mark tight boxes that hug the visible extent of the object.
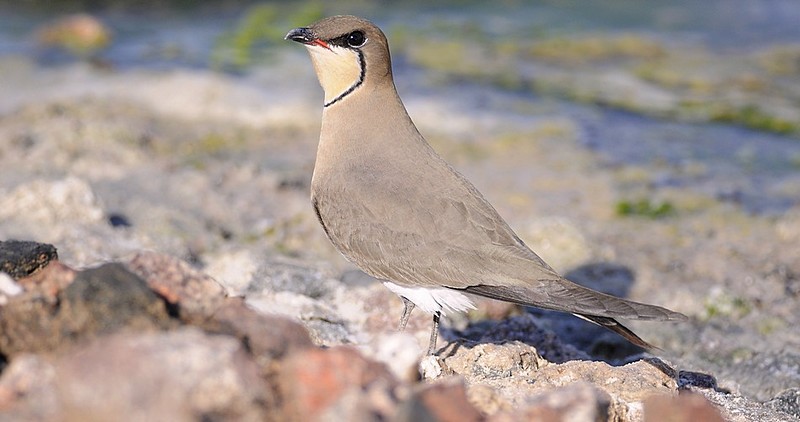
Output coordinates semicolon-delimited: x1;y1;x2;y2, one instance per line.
666;310;689;322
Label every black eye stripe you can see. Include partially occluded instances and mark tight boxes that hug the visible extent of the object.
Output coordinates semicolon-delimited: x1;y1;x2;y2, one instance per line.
329;30;367;49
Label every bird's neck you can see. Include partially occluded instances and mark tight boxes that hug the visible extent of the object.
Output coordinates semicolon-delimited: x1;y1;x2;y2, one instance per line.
318;81;422;161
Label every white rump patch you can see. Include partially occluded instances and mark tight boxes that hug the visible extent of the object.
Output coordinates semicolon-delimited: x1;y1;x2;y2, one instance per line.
383;282;476;315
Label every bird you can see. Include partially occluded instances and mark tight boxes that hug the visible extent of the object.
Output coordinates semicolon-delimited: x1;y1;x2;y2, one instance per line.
285;15;687;355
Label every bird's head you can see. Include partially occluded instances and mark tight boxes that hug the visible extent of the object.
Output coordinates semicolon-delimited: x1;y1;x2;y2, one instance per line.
286;15;392;107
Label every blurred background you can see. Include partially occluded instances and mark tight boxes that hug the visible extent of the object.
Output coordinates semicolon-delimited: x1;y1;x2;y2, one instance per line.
2;0;800;212
1;0;799;405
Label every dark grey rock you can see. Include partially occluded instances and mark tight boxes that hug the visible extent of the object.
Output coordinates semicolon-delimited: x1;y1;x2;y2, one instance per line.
766;388;800;419
60;263;173;334
0;262;173;356
0;240;58;279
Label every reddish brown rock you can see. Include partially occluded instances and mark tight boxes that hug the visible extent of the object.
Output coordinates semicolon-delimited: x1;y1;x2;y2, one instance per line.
202;297;313;367
644;392;725;422
397;378;483;422
278;346;398;421
15;260;76;300
126;251;227;322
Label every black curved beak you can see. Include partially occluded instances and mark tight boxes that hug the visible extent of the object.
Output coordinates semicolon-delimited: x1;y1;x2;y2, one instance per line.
285;27;315;44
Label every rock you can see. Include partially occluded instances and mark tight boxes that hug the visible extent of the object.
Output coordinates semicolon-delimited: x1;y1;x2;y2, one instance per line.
247;291;351;347
35;13;111;56
201;298;313;368
15;260;77;300
439;339;678;417
58;263;173;334
278;346;398;421
53;328;270;421
670;386;796;422
466;383;512;416
441;341;548;382
644;392;725;422
533;359;677;404
222;255;357;347
677;370;719;390
490;383;611;422
420;355;444;380
0;354;58;420
125;251;226;323
203;249;259;296
361;332;423;382
0;176;104;232
0;240;58;279
396;378;482;422
0;263;173;356
765;388;800;419
250;255;340;300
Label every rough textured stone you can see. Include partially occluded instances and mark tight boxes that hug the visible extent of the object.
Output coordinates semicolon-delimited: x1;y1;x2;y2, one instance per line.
439;339;677;417
0;263;173;356
0;240;58;279
278;346;398;421
441;341;548;382
687;387;797;422
533;360;677;404
125;251;226;322
765;388;800;419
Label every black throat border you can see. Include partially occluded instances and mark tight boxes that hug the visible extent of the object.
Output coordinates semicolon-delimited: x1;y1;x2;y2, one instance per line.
323;50;366;108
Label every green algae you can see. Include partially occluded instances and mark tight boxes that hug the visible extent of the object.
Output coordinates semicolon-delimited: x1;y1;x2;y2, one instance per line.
709;104;798;135
615;198;676;219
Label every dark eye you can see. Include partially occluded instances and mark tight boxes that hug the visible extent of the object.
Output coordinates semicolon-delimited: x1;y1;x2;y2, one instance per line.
347;31;366;47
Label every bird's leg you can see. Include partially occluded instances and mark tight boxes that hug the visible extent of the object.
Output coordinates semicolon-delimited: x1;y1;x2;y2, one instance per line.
426;311;441;355
398;297;415;331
